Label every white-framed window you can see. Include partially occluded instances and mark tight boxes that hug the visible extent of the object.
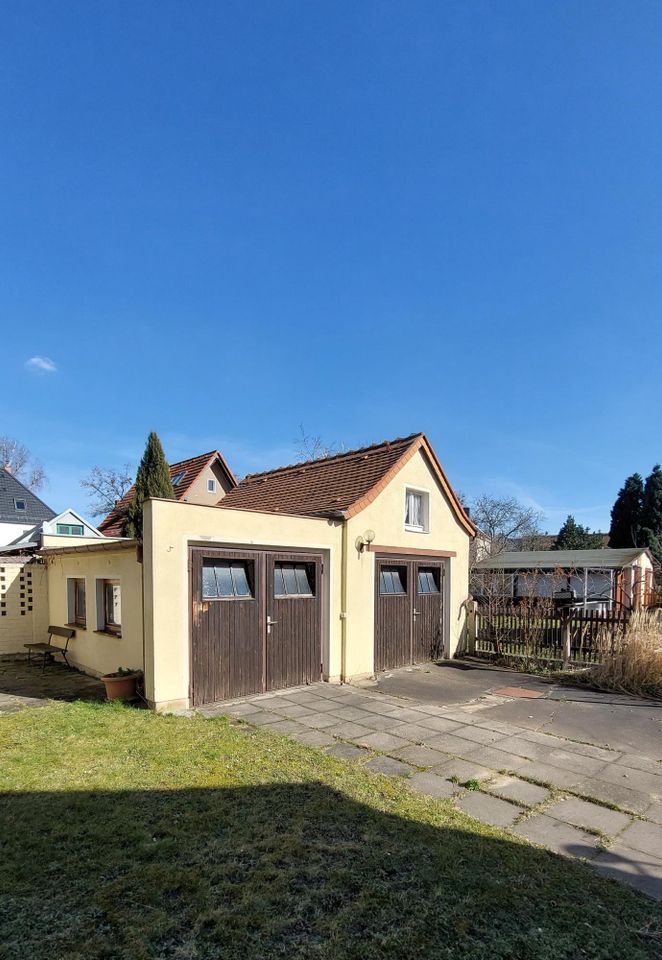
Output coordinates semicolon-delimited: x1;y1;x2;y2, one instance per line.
207;478;216;493
96;579;121;635
57;523;85;536
14;498;26;511
404;488;429;533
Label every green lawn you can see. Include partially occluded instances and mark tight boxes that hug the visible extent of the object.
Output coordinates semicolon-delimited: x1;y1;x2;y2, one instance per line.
1;703;660;960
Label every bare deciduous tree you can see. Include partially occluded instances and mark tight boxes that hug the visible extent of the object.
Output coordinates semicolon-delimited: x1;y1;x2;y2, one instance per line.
80;464;134;518
469;495;544;557
293;425;341;462
0;437;46;490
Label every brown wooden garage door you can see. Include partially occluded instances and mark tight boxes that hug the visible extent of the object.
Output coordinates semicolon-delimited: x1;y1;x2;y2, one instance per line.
190;547;323;705
374;555;445;672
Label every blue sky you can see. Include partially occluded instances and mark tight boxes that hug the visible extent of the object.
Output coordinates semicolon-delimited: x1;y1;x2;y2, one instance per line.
2;1;661;530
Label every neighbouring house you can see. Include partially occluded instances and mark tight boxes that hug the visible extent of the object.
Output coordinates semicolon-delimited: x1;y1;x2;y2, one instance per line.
506;533;610;551
0;467;55;547
98;450;237;536
33;433;475;710
0;477;106;657
473;547;656;612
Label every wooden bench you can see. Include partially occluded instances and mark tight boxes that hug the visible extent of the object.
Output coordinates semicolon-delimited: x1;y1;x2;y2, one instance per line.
25;626;75;671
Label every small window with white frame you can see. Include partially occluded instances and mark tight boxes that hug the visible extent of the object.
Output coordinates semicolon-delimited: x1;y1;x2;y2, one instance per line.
404;488;429;533
14;498;26;511
207;478;216;493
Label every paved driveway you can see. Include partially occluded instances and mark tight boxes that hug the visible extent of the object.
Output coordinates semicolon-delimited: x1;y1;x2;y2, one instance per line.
200;662;662;901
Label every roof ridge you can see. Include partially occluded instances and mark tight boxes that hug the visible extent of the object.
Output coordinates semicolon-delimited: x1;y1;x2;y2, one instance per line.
169;450;218;470
0;467;55;516
241;433;423;483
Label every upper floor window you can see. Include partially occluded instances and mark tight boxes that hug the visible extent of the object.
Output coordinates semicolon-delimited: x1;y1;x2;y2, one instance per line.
405;489;429;533
57;523;84;536
14;498;26;511
207;478;217;493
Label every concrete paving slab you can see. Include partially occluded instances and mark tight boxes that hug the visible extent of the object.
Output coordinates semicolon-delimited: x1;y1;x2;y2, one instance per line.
512;814;599;859
454;745;533;773
355;699;405;716
487;775;550;807
449;724;506;745
618;819;662;855
456;791;523;828
422;733;487;759
619;754;662;775
265;719;308;735
545;796;632;836
352;731;413;752
512;761;582;790
325;742;368;761
386;708;434;723
408;771;458;799
242;711;283;726
573;776;653;815
644;800;662;825
267;702;317;719
353;713;408;732
515;729;619;764
326;721;376;741
220;702;265;717
431;758;495;784
474;694;662;760
330;705;383;722
474;719;531;737
416;716;466;734
364;755;414;778
297;713;345;729
596;763;662;798
387;722;447;743
291;729;336;748
390;744;452;768
593;844;662;900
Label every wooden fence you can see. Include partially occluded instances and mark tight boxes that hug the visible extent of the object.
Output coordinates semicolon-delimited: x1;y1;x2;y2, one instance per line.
470;603;630;665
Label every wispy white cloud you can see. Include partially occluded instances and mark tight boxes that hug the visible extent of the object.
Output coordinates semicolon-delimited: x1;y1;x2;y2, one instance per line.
25;356;57;374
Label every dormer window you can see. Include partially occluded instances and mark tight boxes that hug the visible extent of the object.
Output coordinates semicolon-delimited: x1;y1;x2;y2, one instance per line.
207;479;216;493
405;489;429;533
14;498;26;511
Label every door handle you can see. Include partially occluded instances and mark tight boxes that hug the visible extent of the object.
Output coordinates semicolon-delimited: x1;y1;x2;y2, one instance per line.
413;609;420;617
267;616;278;632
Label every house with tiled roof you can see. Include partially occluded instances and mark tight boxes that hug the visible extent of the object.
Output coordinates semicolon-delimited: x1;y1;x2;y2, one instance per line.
98;450;237;536
33;433;475;711
0;467;56;547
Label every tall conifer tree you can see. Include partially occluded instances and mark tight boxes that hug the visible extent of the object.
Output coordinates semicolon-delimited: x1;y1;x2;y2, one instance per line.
608;473;644;548
123;432;175;539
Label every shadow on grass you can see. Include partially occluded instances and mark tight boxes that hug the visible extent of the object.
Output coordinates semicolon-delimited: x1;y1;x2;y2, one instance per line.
0;659;104;704
1;783;661;960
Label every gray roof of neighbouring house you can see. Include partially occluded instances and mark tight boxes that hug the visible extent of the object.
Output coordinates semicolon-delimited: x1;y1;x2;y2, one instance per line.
475;547;651;571
0;469;56;524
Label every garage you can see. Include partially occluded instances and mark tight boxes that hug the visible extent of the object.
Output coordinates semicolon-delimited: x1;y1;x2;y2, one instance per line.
190;546;323;705
374;554;445;672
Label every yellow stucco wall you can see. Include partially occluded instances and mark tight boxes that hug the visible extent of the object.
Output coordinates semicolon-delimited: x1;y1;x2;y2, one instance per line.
0;558;49;656
142;447;471;710
344;448;471;676
182;461;234;504
44;547;144;677
143;499;343;709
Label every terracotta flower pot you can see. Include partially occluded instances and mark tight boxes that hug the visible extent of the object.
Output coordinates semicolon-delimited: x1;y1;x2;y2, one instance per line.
101;672;140;701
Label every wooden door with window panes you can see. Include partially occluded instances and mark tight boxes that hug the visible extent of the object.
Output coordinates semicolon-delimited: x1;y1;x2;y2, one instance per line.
374;556;444;671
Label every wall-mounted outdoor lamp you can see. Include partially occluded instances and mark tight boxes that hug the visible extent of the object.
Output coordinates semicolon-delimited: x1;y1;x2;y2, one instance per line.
355;529;376;553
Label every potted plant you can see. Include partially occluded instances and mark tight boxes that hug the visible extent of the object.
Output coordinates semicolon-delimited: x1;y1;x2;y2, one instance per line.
101;667;142;702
